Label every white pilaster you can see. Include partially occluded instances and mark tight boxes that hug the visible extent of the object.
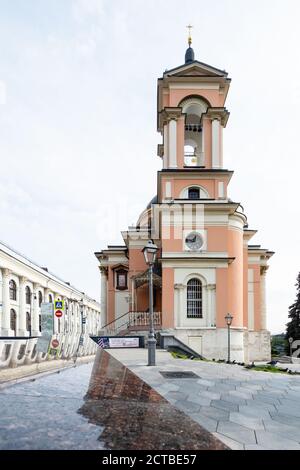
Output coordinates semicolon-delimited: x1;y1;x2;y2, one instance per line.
18;277;27;336
174;284;185;327
206;284;216;327
248;269;255;331
212;119;220;168
260;267;267;330
32;284;40;336
100;268;107;327
1;269;11;335
163;124;169;169
165;181;171;199
168;119;177;168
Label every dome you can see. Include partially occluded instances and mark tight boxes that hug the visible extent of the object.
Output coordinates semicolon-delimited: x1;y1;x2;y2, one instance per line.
146;195;158;209
136;195;158;229
185;46;195;64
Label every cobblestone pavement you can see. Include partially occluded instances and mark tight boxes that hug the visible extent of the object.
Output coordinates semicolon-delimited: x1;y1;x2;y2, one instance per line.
109;349;300;450
0;363;105;450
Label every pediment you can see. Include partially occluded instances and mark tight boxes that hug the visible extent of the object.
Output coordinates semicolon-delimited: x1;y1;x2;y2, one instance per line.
164;61;227;78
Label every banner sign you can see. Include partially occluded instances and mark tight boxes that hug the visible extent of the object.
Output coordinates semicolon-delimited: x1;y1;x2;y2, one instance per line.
91;336;144;349
36;303;54;353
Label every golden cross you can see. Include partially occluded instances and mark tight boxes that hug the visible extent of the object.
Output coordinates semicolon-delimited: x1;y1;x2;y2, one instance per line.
186;24;193;45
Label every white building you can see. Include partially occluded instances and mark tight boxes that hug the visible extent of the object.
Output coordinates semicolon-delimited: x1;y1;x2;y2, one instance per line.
0;240;101;368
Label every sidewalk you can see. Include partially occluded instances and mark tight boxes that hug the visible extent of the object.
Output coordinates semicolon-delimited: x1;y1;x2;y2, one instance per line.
108;348;300;450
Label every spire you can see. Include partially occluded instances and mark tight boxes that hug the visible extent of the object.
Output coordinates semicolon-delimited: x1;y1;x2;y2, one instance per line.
185;24;195;64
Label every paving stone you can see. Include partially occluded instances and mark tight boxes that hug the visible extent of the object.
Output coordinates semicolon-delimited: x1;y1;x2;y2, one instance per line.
211;399;238;412
213;432;244;450
217;421;256;445
255;430;300;450
244;444;267;450
221;394;247;405
270;412;300;427
276;405;300;418
257;390;286;398
165;391;188;401
186;396;211;406
209;384;233;392
238;405;271;420
229;412;264;430
241;384;264;391
199;390;221;400
175;400;201;413
199;406;230;421
247;399;276;412
229;390;254;400
196;379;215;387
189;413;218;433
263;419;300;442
251;394;281;406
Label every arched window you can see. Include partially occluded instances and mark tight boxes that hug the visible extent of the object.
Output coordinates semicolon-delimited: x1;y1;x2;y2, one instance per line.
26;312;31;334
25;286;31;304
187;278;202;318
9;280;17;301
188;187;200;199
180;96;208;167
49;294;53;303
38;291;43;307
10;309;17;335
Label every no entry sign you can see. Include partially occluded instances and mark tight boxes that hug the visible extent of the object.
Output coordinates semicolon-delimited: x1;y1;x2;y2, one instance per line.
52;339;59;348
55;310;63;318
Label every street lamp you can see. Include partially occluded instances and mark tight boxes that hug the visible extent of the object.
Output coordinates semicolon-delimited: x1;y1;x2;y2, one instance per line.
225;313;233;362
142;240;159;366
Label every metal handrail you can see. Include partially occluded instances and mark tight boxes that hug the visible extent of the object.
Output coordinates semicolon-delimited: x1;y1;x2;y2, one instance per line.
100;310;130;330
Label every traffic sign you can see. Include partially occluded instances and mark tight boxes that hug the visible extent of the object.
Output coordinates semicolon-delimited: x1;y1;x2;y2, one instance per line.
52;339;59;348
55;310;63;318
54;300;64;310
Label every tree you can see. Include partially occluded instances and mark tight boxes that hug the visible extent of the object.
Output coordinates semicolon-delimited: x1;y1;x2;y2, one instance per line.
285;272;300;353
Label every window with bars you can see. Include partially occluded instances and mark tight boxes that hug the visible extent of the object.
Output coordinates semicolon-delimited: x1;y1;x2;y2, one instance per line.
188;187;200;199
25;286;31;304
10;309;17;334
9;280;17;301
187;278;202;318
26;312;31;333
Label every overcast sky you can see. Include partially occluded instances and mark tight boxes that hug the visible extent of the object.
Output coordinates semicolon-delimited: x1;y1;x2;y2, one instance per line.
0;0;299;333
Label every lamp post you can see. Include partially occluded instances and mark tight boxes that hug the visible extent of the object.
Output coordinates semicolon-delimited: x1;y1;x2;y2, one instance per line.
142;240;159;366
225;313;233;362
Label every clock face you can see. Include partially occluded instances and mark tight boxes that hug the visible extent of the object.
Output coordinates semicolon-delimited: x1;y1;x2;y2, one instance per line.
185;232;204;251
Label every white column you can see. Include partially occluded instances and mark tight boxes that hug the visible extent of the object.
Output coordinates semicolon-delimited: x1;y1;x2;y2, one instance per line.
248;269;255;331
260;267;267;330
1;269;11;335
212;119;220;168
201;121;205;165
100;268;107;327
163;124;169;169
168;119;177;168
174;284;184;327
32;284;40;336
18;277;27;336
207;284;216;327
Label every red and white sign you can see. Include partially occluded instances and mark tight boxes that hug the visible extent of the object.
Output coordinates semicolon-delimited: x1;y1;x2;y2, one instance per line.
52;339;59;348
55;310;63;318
